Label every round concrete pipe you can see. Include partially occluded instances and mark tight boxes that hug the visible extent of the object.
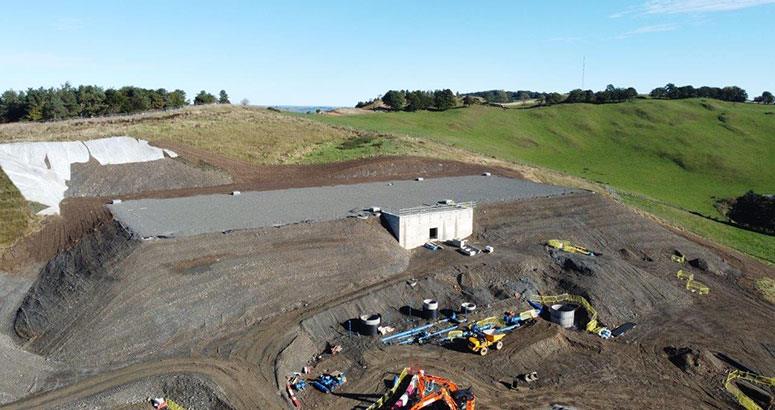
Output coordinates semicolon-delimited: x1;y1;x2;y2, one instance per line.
549;304;576;329
423;299;439;320
359;314;381;336
461;302;477;314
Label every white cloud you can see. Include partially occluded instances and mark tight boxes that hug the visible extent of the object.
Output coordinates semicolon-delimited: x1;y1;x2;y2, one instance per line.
611;0;775;17
616;23;678;39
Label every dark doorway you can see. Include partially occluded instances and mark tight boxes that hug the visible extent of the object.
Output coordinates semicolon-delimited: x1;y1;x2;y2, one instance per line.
429;227;438;240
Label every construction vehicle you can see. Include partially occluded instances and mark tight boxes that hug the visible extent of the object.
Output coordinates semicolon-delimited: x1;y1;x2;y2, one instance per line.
148;398;185;410
546;239;596;256
529;294;612;339
312;371;346;393
677;270;710;295
725;370;775;410
366;368;475;410
466;324;505;356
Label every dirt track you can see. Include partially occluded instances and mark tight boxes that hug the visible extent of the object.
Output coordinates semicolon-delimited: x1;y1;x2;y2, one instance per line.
2;191;774;409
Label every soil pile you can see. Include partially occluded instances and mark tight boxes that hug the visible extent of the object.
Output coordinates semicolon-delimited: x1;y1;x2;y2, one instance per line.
65;158;231;198
14;221;137;348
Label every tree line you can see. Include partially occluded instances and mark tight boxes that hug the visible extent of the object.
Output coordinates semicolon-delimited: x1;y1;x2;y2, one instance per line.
0;83;230;123
649;83;749;102
359;89;458;112
359;83;772;111
464;90;545;104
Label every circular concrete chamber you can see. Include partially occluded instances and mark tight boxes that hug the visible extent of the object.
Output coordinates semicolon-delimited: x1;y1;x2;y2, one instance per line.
359;314;381;336
549;304;576;329
461;302;477;314
423;299;439;320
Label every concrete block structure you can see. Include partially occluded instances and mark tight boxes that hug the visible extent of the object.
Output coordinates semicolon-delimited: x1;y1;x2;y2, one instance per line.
382;202;474;249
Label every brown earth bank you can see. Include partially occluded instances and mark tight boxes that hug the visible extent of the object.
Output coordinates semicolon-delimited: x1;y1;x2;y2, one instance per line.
2;192;773;409
0;153;518;272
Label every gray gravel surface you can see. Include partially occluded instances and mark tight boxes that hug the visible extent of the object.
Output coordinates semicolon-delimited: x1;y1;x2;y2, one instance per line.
109;175;577;238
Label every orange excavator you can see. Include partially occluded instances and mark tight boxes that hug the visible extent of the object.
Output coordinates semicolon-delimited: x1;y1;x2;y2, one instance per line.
406;371;475;410
367;368;475;410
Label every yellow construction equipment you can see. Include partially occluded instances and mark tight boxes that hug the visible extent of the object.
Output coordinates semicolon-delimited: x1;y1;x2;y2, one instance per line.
725;370;775;410
686;279;710;295
546;239;596;256
677;269;693;280
676;270;709;295
529;293;610;337
466;328;505;356
671;254;686;263
150;398;185;410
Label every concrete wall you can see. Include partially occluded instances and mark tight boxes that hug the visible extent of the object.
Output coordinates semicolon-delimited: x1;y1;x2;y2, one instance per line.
384;207;473;249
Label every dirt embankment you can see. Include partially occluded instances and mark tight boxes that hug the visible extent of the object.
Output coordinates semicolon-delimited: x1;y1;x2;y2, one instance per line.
65;158;232;199
148;143;522;189
0;198;114;273
14;221;137;349
52;373;234;410
12;217;409;367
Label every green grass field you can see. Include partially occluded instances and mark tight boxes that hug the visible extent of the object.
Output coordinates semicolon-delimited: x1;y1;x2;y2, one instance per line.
312;99;775;263
2;100;773;266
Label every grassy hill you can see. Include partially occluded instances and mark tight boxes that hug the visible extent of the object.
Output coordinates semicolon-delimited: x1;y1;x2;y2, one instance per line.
311;99;775;263
2;101;773;265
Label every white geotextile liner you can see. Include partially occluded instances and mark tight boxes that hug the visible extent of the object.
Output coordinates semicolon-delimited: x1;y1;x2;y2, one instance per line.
84;136;165;164
0;136;177;215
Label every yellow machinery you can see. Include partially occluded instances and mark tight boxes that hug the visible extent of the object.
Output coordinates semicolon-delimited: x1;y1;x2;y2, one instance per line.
725;370;775;410
529;293;610;337
467;329;505;356
677;270;710;295
150;398;185;410
546;239;595;256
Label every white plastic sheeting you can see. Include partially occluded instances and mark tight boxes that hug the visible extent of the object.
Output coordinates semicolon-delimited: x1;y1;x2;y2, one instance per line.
0;136;177;215
84;136;171;164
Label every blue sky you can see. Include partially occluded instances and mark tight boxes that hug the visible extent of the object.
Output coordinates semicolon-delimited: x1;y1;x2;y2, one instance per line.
0;0;773;106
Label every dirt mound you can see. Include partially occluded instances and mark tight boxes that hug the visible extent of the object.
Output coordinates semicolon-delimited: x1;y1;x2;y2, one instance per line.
161;374;234;410
49;373;234;410
14;221;137;346
0;198;113;273
550;250;595;276
65;158;231;198
14;217;408;366
149;142;521;187
664;346;724;378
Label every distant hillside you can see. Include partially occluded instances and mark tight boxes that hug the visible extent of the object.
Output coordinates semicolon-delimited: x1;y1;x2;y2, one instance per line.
312;98;775;263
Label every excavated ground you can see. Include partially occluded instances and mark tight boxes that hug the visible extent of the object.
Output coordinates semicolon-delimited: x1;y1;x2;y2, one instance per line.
0;152;515;271
1;191;774;409
64;157;232;199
